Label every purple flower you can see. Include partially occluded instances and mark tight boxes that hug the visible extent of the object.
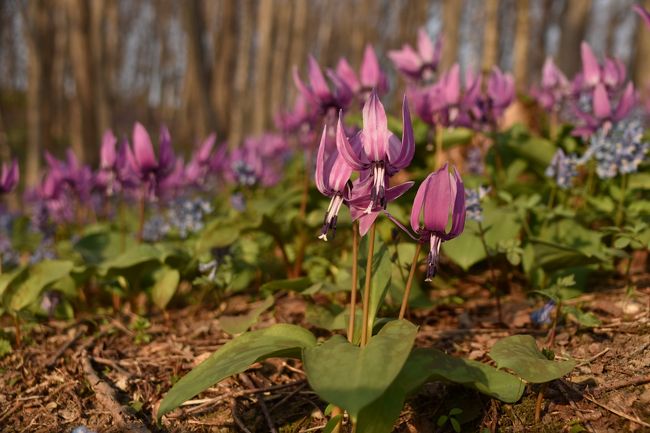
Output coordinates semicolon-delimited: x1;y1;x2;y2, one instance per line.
634;4;650;28
185;133;217;188
315;126;353;241
573;42;627;94
130;122;176;199
473;67;515;129
573;82;635;137
388;28;442;82
410;164;466;280
545;149;578;189
293;55;353;116
0;159;19;194
336;91;415;212
531;301;555;325
531;57;570;112
225;134;290;188
335;45;388;100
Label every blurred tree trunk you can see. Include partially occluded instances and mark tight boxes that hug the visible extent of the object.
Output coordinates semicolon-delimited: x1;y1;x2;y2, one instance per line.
288;0;308;90
513;0;530;90
269;1;293;119
557;0;592;77
181;0;215;140
229;0;255;146
66;0;95;162
25;0;53;187
530;0;553;83
633;0;650;91
90;0;112;140
441;0;463;70
482;0;500;71
252;0;274;134
211;0;237;137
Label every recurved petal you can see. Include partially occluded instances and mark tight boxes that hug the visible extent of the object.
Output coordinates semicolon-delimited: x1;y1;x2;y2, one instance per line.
389;95;415;169
385;181;414;203
357;212;381;237
592;84;612;119
410;174;430;232
416;28;434;62
361;90;389;161
336;112;368;170
387;46;422;75
360;45;383;89
133;122;158;172
308;55;332;100
336;57;360;92
423;163;452;232
580;42;600;87
445;167;466;239
197;133;216;163
614;82;635;121
158;125;176;176
100;130;117;169
293;66;316;104
315;127;330;195
443;64;461;104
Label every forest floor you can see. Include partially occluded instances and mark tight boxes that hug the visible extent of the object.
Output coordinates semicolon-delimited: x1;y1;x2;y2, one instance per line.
2;273;650;433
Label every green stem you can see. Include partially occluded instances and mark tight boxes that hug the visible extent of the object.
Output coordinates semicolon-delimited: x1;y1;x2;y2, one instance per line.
434;126;443;169
615;174;628;227
360;223;376;347
347;222;359;343
136;186;147;243
478;222;502;323
399;242;422;320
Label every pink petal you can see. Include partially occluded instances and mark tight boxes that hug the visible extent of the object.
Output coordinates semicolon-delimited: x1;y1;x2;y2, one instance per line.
410;174;430;232
389;95;415;169
443;64;461;105
361;90;389;161
360;45;382;89
133;122;157;171
315;127;329;195
336;113;367;170
580;42;600;87
158;125;175;175
633;4;650;29
336;58;360;93
416;28;434;63
423;164;451;232
358;212;380;236
387;46;422;75
307;55;331;100
100;130;117;169
614;82;635;121
198;133;216;163
592;84;612;119
445;167;466;239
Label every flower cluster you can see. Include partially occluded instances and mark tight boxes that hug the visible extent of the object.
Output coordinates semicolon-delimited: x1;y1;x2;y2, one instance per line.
465;186;490;222
546;149;579;189
586;119;649;179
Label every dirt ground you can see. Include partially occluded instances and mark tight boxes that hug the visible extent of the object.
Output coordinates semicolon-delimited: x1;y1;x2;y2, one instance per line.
1;273;650;433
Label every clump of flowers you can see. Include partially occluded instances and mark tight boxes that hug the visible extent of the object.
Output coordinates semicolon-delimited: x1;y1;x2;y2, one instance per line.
465;186;490;222
546;149;579;189
388;28;442;83
586;119;649;179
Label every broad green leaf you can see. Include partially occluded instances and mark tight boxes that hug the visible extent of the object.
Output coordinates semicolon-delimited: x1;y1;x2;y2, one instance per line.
195;214;262;253
356;348;525;433
74;231;135;266
219;296;274;334
150;266;180;310
489;335;575;383
302;320;417;419
305;304;347;331
99;244;161;274
157;324;316;420
260;277;313;294
530;240;602;271
629;173;650;190
8;260;74;311
564;306;601;328
0;266;27;298
364;240;392;338
322;415;344;433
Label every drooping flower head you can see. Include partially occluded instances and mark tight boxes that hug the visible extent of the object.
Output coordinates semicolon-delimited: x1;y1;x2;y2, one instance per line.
130;122;177;199
573;42;627;94
0;159;19;194
293;55;353;117
336;44;389;101
336;91;415;213
388;28;442;82
573;82;635;137
185;133;217;188
531;57;570;112
225;134;290;188
410;164;466;281
473;66;515;129
315;127;353;241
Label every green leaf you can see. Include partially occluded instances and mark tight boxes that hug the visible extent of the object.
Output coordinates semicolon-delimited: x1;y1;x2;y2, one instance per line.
99;244;161;274
74;230;135;266
8;260;74;311
195;214;262;253
0;266;27;298
219;296;274;334
305;304;348;331
260;277;313;294
628;173;650;190
489;335;575;383
355;348;525;433
564;306;601;328
322;415;343;433
303;320;417;419
364;240;392;339
0;338;12;358
613;237;630;249
157;324;316;421
150;266;180;310
529;240;602;272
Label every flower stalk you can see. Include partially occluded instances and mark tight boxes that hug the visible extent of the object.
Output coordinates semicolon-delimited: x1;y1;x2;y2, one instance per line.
399;242;422;320
360;223;376;347
347;222;359;343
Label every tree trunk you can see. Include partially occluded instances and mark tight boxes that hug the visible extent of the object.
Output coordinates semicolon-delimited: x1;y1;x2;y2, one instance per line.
482;0;500;71
269;1;293;120
441;0;464;70
90;0;112;142
252;0;274;134
181;0;215;140
633;0;650;91
211;0;237;137
229;0;255;146
557;0;592;77
66;0;95;162
513;0;530;90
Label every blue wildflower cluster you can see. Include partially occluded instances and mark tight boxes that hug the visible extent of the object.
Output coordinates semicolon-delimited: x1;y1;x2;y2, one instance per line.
167;197;213;239
465;186;490;222
142;214;170;242
586;119;649;179
545;149;578;189
466;146;484;175
232;160;259;186
29;237;57;264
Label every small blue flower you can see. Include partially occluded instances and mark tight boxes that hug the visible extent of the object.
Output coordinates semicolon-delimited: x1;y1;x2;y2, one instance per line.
466;146;484;176
465;186;490;222
531;301;556;325
71;427;96;433
232;160;259;186
545;149;578;189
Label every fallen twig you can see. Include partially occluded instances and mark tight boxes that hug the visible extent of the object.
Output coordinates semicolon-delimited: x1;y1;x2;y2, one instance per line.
240;373;278;433
46;327;85;368
583;393;650;428
80;351;150;433
231;399;254;433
